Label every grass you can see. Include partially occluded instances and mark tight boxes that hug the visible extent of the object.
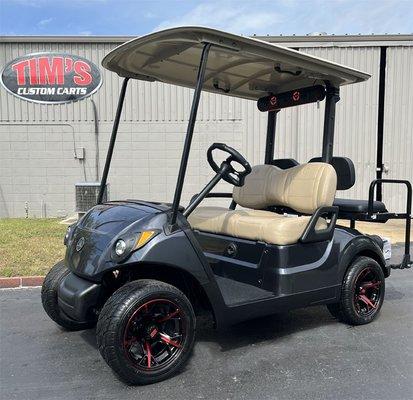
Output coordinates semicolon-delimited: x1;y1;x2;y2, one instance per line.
0;218;67;277
0;217;409;278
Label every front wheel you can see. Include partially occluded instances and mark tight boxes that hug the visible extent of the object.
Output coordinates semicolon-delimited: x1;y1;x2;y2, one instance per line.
327;256;385;325
96;279;196;385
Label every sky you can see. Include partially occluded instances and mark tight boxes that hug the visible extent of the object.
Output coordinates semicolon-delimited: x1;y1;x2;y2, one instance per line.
0;0;412;37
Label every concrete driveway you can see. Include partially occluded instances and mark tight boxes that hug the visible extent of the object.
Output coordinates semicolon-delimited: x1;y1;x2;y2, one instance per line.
1;245;412;400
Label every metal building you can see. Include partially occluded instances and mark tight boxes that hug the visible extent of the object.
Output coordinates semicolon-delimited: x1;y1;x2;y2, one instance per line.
0;33;412;218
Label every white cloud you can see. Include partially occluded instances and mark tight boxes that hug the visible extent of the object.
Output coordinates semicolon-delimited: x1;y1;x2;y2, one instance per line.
154;0;413;37
5;0;43;7
154;1;284;35
79;30;93;35
37;17;53;27
6;0;107;4
330;0;412;34
275;0;413;36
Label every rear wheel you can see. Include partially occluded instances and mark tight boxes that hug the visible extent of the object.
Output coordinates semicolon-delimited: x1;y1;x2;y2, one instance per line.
327;256;385;325
96;279;195;385
41;261;94;331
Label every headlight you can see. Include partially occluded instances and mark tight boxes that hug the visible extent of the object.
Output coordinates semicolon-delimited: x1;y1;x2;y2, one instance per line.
112;230;159;262
114;239;127;256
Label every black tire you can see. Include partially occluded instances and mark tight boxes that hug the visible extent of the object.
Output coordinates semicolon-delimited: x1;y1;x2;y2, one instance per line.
96;279;196;385
327;256;385;325
41;261;94;331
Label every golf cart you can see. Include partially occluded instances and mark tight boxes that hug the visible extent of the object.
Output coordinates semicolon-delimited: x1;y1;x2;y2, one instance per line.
41;27;412;385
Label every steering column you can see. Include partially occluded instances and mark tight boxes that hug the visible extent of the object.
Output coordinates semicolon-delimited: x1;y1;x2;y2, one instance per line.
183;143;251;218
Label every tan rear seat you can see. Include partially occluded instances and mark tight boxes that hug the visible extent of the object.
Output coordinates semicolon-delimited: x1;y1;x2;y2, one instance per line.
188;163;337;245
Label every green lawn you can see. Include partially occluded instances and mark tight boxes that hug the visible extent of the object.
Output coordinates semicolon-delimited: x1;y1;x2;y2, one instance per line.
0;218;67;277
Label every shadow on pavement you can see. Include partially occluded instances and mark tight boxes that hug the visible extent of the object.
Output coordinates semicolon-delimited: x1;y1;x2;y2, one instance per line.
78;280;406;355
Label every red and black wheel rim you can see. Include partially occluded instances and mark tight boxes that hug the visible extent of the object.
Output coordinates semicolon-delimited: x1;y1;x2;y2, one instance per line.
123;299;187;371
353;267;383;317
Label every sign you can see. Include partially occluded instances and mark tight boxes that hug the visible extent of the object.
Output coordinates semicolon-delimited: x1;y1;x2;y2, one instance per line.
257;85;326;112
0;52;102;104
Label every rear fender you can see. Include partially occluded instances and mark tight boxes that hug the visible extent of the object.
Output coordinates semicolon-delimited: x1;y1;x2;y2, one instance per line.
338;235;387;282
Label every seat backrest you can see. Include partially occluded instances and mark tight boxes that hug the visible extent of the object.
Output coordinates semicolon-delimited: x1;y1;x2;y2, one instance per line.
309;156;355;190
233;163;337;214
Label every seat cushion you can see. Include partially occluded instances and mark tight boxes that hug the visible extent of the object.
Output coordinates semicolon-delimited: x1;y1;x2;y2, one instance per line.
334;198;387;213
188;206;327;245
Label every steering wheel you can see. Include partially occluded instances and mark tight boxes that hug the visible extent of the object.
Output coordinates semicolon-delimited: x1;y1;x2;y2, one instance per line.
207;143;251;187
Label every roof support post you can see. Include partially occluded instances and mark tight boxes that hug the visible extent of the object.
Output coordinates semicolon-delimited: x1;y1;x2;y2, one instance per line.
171;43;212;225
264;110;278;164
321;82;340;163
97;77;129;204
375;46;387;202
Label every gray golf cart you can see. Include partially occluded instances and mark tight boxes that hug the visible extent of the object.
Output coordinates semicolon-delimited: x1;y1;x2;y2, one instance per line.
41;27;412;385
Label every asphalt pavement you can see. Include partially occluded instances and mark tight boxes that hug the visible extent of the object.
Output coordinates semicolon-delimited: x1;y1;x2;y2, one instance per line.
1;245;412;400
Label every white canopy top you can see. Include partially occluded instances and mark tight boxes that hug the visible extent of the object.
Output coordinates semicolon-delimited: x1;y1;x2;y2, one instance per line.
102;27;370;101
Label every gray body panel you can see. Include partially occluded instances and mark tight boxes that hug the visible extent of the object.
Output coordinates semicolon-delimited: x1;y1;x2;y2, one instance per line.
61;202;386;328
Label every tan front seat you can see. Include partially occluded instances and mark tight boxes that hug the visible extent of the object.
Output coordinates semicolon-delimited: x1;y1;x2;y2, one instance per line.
188;163;337;245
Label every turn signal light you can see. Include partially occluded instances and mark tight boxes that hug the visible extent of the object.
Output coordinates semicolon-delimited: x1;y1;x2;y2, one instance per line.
134;230;159;250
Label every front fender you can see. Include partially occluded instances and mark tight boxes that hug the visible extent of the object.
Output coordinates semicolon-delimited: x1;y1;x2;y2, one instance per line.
128;229;212;285
94;222;228;328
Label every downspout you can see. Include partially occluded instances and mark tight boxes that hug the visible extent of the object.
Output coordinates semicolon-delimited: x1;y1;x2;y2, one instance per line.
91;99;100;181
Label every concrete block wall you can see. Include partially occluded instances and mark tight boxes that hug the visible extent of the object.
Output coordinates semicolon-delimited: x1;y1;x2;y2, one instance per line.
0;117;244;218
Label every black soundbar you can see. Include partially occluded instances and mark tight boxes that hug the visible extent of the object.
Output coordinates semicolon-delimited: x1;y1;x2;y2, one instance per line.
257;85;326;112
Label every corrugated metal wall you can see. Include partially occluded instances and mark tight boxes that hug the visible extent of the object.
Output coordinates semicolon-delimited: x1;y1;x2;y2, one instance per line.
286;46;380;202
383;46;413;212
0;42;242;123
239;45;381;203
0;39;411;217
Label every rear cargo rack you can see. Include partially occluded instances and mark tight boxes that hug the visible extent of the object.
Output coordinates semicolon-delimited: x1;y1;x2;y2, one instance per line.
367;179;412;269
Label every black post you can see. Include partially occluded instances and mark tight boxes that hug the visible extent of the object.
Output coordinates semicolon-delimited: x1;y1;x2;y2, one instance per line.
97;77;129;204
171;43;212;224
376;46;387;202
265;110;277;164
321;83;340;163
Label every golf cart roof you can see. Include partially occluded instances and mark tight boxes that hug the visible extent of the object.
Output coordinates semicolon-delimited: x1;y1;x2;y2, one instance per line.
102;26;370;101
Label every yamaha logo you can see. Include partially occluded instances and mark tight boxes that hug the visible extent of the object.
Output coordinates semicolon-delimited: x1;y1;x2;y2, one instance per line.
76;237;85;252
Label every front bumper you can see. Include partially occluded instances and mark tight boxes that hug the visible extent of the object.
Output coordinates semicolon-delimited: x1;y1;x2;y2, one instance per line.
58;272;101;322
